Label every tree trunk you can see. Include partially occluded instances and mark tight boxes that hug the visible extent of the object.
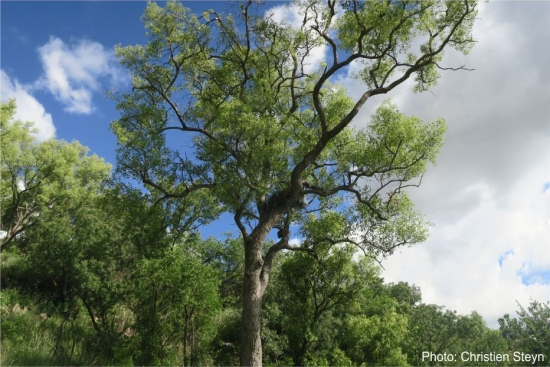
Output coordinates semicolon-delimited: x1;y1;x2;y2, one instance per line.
240;240;266;367
183;308;188;367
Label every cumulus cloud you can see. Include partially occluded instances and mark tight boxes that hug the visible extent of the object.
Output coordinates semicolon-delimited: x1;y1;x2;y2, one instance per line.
34;36;127;114
383;163;550;327
1;70;55;142
334;2;550;326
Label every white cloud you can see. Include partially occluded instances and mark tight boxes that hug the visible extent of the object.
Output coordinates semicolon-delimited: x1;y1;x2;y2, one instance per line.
334;2;550;326
266;3;302;28
383;162;550;327
289;238;302;247
34;36;127;114
1;70;55;142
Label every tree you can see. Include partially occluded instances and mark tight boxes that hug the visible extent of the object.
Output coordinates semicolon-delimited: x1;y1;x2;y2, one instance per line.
406;304;460;366
386;281;422;313
131;244;220;366
0;100;125;364
272;245;372;365
112;0;478;364
453;313;509;367
334;269;411;366
344;308;409;366
403;304;492;367
17;189;131;363
1;100;111;253
499;300;550;366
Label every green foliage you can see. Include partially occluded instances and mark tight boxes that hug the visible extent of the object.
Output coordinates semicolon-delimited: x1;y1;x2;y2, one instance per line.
204;236;246;308
405;304;465;366
329;347;354;367
260;246;414;367
344;310;409;366
272;246;368;365
1;100;111;253
131;243;220;366
211;307;242;367
386;281;422;313
0;0;498;364
1;99;222;366
401;304;511;367
0;288;113;366
112;0;477;262
112;1;478;363
499;300;550;365
337;0;476;92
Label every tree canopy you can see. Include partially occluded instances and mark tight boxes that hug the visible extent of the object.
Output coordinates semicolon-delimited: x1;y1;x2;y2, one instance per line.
111;0;478;364
499;300;550;363
1;100;111;253
1;99;546;365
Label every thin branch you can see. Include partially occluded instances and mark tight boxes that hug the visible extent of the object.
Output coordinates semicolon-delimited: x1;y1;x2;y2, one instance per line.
435;63;475;71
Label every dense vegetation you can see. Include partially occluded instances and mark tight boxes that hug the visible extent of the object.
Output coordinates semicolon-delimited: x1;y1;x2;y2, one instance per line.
111;0;477;364
2;100;549;366
2;0;549;365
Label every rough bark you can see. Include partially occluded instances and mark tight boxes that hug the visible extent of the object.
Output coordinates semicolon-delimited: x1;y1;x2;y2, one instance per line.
239;209;287;367
240;241;266;367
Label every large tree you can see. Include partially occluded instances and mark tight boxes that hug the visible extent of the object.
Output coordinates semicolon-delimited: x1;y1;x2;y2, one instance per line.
112;0;478;364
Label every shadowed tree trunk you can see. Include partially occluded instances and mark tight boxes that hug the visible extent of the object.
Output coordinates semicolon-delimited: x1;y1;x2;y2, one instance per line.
241;245;265;366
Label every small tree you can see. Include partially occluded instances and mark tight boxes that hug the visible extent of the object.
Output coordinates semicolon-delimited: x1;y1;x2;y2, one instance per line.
1;100;111;253
112;0;478;364
499;300;550;363
131;244;220;366
275;245;371;365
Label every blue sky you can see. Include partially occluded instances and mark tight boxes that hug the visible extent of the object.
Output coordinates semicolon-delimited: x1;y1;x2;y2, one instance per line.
2;1;550;327
1;1;252;165
0;0;348;242
1;1;287;245
2;2;142;163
